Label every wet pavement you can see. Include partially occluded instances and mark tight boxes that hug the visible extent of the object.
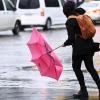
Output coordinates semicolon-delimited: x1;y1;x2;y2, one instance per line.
0;87;100;100
0;87;76;100
0;25;100;100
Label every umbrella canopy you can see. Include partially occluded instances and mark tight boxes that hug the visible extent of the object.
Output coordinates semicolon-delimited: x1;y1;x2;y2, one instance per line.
27;27;62;80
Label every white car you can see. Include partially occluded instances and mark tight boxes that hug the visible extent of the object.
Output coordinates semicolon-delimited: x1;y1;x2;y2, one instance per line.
10;0;66;30
0;0;20;35
79;1;100;24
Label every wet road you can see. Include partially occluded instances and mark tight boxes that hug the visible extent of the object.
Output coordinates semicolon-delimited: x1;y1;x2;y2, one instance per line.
0;25;100;100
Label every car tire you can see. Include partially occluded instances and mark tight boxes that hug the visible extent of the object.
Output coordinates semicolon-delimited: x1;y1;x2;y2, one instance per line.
12;21;20;35
93;20;96;24
93;20;100;25
20;26;25;31
43;18;52;30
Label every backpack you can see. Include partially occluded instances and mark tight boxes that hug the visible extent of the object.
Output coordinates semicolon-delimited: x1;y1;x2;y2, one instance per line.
68;15;96;39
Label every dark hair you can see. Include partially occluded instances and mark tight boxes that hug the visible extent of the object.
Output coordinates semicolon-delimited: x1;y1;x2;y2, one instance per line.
63;1;76;17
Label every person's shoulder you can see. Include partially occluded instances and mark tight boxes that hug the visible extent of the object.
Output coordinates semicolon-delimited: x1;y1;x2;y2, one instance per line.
66;17;77;26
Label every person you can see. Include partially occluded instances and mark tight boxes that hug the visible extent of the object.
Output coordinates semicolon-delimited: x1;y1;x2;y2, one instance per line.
62;1;100;99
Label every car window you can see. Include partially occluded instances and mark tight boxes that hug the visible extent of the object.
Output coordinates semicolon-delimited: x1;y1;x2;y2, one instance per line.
4;0;13;10
45;0;60;7
0;0;4;10
81;2;99;8
19;0;40;9
88;3;98;7
60;0;66;6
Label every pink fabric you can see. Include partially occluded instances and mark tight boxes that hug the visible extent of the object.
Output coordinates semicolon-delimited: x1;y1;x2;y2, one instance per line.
27;27;62;80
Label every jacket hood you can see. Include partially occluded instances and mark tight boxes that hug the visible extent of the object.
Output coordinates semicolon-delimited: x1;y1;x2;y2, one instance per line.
73;7;86;15
63;1;76;17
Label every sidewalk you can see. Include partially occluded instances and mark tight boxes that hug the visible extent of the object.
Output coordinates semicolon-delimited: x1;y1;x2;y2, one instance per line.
0;87;99;100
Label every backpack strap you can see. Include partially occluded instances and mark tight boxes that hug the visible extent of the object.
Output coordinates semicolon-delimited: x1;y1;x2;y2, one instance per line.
67;15;83;39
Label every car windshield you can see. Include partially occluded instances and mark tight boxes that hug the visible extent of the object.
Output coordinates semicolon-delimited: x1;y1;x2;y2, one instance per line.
19;0;40;9
81;2;100;8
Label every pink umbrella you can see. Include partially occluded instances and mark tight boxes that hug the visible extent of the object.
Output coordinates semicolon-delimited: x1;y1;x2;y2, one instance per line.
27;27;62;80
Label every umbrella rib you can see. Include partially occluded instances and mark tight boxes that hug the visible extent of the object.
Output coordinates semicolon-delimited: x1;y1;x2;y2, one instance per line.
44;41;58;79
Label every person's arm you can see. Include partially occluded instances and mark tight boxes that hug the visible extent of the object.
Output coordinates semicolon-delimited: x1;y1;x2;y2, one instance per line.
63;19;75;47
92;42;100;52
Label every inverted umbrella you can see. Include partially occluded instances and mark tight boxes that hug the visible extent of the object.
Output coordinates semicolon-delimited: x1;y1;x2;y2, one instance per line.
27;27;62;80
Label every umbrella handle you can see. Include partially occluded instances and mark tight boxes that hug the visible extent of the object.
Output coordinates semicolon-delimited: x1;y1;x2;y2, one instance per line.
48;45;62;53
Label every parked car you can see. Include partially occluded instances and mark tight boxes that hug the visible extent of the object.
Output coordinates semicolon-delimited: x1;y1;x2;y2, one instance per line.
0;0;20;35
10;0;66;30
79;1;100;24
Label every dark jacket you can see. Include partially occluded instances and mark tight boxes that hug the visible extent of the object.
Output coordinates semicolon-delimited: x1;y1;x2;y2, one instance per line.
64;11;99;56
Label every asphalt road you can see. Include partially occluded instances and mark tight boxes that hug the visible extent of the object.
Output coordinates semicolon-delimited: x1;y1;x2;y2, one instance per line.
0;25;100;100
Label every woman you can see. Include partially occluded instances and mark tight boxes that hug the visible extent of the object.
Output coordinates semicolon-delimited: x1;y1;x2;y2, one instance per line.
62;1;100;99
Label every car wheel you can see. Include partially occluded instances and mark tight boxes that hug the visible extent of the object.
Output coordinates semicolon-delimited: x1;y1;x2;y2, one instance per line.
94;20;100;25
20;26;25;31
93;20;96;24
12;21;20;35
43;19;52;30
